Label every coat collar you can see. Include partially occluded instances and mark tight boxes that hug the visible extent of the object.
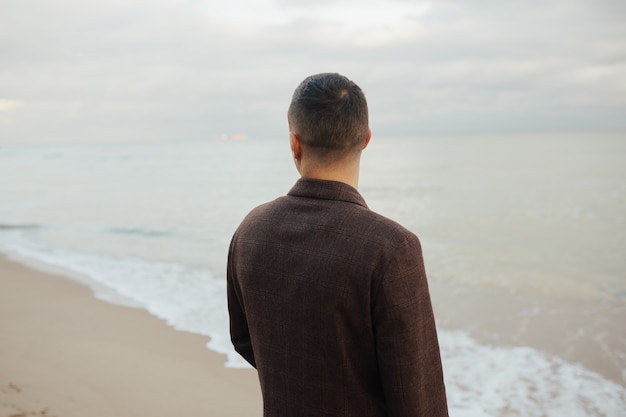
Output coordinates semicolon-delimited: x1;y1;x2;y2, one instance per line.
287;178;368;208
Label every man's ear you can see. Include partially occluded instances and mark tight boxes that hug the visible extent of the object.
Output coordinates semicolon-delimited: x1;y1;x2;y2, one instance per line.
363;129;372;150
290;132;302;161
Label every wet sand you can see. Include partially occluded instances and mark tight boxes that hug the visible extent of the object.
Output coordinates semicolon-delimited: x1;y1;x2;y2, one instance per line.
0;254;262;417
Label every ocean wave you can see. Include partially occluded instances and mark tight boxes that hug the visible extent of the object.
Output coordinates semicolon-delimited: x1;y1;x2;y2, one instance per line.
0;223;41;230
0;229;244;367
106;227;172;238
440;331;626;417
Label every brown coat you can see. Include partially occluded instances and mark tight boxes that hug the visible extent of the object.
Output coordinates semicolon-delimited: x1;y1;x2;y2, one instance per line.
227;178;448;417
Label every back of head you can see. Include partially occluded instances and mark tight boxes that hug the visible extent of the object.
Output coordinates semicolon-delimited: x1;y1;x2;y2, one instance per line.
288;73;369;162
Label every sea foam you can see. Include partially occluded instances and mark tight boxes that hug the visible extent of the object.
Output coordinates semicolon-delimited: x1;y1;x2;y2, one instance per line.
0;228;245;367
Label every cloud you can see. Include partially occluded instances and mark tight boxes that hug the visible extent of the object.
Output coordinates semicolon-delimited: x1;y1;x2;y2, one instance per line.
0;0;625;143
201;0;430;29
197;0;432;46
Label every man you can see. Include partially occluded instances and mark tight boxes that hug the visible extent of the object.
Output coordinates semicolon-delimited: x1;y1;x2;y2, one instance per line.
227;73;448;417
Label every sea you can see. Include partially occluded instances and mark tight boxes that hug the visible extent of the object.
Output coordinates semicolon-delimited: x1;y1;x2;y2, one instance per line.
1;131;625;417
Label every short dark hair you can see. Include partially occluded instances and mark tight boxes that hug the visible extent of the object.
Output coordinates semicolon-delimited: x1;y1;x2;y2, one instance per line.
288;73;369;159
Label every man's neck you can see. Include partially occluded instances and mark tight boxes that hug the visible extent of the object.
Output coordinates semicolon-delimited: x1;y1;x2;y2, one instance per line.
297;157;361;189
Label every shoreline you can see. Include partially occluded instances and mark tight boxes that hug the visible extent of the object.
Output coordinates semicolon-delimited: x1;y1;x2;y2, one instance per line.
430;279;626;387
0;253;262;417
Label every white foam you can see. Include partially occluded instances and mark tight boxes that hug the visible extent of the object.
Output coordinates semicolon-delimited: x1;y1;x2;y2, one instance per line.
0;229;248;367
439;331;626;417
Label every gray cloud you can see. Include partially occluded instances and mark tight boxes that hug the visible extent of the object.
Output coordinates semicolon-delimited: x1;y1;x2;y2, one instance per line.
1;0;625;143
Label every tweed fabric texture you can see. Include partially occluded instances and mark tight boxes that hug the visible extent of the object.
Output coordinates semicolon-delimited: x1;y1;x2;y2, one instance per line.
228;178;448;417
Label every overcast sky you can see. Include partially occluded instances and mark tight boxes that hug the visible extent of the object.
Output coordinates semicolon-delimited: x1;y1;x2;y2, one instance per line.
1;0;625;143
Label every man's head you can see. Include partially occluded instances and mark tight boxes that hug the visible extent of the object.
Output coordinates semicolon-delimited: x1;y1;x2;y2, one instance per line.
288;73;370;163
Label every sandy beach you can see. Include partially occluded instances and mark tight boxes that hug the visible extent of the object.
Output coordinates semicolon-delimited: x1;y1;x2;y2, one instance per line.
0;254;262;417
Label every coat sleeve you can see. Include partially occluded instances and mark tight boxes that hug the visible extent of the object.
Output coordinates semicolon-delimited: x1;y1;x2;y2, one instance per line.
227;235;257;368
372;234;448;417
